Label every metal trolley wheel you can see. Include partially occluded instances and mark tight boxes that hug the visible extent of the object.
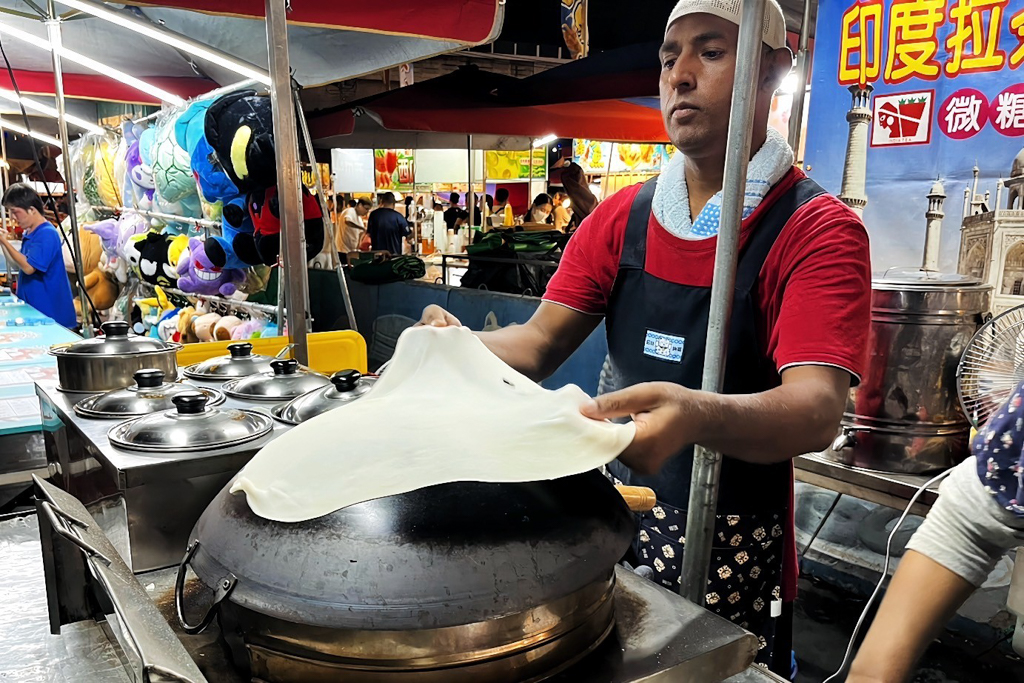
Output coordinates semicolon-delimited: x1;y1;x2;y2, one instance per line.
957;305;1024;429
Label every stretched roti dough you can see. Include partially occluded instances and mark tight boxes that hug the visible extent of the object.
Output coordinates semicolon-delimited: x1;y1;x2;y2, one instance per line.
231;325;636;522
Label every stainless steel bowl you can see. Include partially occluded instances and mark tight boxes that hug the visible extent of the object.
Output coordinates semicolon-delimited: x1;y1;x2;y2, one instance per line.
271;370;377;425
50;320;180;393
74;369;224;419
222;359;330;402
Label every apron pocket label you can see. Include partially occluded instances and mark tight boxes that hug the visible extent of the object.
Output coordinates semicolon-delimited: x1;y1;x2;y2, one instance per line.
643;330;685;363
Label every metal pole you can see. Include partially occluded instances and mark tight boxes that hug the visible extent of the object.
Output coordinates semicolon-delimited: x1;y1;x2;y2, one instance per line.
46;2;91;337
0;124;11;295
787;0;814;154
264;0;309;364
467;134;474;244
293;87;358;333
679;0;768;606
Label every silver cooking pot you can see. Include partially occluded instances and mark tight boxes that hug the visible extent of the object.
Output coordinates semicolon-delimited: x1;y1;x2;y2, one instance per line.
183;342;278;381
73;368;224;419
50;320;181;393
221;359;330;402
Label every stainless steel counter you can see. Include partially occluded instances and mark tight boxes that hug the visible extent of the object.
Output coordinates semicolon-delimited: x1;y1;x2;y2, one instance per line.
36;378;295;572
795;453;942;515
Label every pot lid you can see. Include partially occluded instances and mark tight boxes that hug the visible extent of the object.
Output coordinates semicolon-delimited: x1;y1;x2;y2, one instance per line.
872;268;989;291
183;342;277;380
187;469;634;631
54;321;178;356
74;369;225;419
272;370;377;425
221;359;330;401
107;393;273;452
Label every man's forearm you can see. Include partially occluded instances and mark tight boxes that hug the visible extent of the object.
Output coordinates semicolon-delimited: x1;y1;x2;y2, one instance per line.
687;378;845;464
475;325;561;382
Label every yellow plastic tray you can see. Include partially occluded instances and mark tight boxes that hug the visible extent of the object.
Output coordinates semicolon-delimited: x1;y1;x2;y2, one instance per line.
177;330;367;375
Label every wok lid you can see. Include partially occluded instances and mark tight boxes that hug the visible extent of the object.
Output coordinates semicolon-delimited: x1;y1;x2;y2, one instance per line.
74;369;224;418
187;469;634;630
271;370;377;424
183;342;277;380
221;359;330;401
108;393;273;452
52;320;178;356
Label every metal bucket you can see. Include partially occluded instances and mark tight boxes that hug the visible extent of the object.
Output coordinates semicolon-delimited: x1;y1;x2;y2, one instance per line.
826;270;991;473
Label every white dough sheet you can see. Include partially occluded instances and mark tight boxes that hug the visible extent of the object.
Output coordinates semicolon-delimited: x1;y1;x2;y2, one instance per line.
231;325;636;522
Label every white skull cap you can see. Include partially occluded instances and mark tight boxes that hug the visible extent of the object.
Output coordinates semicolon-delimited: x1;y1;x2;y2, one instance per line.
665;0;788;51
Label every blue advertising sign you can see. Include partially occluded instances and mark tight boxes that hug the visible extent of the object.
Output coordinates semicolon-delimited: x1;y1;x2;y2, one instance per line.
804;0;1024;272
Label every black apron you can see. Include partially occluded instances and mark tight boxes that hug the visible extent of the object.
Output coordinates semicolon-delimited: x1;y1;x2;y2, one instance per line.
602;176;826;667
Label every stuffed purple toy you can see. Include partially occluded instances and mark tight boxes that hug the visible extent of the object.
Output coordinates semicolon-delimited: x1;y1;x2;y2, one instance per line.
176;237;245;297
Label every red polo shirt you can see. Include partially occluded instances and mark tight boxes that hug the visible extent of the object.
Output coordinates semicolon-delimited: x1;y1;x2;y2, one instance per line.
543;167;872;600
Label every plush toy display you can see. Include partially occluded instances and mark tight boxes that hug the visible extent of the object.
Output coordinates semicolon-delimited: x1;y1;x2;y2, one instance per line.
124;231;189;288
131;286;176;336
113;213;151;284
176;237;246;297
248;185;324;266
153;114;199;205
125;124;157;215
70;226;119;317
205;90;276;193
206;197;260;269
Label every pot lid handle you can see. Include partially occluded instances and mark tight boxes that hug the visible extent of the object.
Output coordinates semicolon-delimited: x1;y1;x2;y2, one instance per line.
331;369;362;392
172;393;209;415
101;320;130;338
134;368;165;388
271;359;299;376
227;342;253;358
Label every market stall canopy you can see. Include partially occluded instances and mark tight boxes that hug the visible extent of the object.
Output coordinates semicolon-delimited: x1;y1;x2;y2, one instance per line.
309;60;668;148
0;0;504;103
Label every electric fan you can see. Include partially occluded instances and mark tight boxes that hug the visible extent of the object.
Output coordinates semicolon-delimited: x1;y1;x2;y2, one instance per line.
958;304;1024;429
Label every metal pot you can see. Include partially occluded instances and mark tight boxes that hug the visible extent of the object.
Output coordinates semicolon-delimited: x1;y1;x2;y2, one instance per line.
108;393;274;453
271;370;376;425
826;269;991;473
176;469;634;682
183;342;277;381
74;368;224;419
221;359;330;402
50;320;181;393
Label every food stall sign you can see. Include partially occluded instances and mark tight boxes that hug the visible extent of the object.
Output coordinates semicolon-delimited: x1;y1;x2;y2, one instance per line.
804;0;1024;272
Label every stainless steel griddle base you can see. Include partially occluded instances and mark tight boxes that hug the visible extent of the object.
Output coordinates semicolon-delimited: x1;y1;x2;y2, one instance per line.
154;565;756;683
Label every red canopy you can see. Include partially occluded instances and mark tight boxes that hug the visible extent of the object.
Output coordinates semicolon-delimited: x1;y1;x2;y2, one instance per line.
134;0;502;42
0;69;214;105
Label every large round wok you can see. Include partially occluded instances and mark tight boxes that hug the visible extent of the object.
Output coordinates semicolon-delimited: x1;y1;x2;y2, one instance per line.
176;469;635;682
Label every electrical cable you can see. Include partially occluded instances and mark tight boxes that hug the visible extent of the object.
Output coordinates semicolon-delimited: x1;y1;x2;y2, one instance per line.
0;33;101;330
822;467;955;683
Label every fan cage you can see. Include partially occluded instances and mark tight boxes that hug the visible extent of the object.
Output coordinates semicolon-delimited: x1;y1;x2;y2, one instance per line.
958;305;1024;429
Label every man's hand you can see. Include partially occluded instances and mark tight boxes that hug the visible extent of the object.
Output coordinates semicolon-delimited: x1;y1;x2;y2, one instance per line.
416;304;463;328
582;382;697;475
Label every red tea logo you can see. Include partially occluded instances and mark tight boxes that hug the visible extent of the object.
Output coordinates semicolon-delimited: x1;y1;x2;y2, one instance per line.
871;91;934;147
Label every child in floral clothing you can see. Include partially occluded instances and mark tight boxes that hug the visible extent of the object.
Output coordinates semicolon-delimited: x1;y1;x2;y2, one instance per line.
848;382;1024;682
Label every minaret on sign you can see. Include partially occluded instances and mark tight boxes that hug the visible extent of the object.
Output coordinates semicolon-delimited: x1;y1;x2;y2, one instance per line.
922;179;946;271
839;84;873;216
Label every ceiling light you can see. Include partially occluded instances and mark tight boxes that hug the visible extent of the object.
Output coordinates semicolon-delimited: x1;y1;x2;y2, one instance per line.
533;134;557;148
0;88;103;134
0;118;60;146
56;0;271;86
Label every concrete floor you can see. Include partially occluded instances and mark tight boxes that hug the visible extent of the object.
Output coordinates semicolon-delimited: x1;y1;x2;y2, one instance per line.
791;576;1024;682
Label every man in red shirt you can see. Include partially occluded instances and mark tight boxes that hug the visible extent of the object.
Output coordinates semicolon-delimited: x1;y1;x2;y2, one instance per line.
420;0;870;671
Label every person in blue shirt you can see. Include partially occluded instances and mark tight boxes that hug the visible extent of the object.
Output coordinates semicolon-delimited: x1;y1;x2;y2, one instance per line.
0;183;76;329
366;192;411;256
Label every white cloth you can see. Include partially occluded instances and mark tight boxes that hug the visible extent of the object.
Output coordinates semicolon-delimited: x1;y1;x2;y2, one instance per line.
337;206;365;253
652;126;795;240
